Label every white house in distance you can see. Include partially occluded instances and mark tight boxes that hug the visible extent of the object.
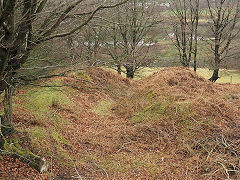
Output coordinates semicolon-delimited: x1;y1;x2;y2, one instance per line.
159;2;170;7
136;1;171;9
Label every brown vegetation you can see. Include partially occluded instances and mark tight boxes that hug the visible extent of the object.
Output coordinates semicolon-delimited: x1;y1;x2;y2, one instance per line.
1;67;240;179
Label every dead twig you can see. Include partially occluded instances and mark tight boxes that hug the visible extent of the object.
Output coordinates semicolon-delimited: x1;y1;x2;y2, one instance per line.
93;161;109;179
70;157;85;180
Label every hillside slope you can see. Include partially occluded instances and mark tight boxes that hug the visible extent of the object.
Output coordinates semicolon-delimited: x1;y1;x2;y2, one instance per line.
1;67;240;179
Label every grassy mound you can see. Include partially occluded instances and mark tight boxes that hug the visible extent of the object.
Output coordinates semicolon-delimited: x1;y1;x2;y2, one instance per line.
114;67;240;179
1;67;240;179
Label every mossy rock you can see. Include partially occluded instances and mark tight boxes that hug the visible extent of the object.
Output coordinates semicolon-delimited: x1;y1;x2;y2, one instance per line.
0;138;48;173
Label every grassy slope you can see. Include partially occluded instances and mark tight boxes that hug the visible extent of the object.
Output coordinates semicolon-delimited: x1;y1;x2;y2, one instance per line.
1;67;240;179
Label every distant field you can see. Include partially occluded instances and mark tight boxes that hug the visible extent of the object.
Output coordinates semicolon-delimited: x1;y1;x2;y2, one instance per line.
135;67;240;84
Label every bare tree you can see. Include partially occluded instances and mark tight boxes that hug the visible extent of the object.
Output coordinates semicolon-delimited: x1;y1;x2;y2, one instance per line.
206;0;240;82
0;0;127;171
78;24;105;66
102;21;125;75
0;0;127;126
170;0;200;71
102;0;159;78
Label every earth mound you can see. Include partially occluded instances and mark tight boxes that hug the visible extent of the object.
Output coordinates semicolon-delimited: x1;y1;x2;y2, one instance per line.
114;67;240;179
1;67;240;179
87;67;130;88
141;67;240;125
139;67;223;96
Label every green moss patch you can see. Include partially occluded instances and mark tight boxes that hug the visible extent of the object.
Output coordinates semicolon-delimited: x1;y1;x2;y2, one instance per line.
50;128;71;146
92;100;114;116
23;127;49;151
131;100;170;123
70;71;93;81
24;87;72;119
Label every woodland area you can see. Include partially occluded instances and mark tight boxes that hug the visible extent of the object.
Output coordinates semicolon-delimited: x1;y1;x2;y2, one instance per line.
0;0;240;179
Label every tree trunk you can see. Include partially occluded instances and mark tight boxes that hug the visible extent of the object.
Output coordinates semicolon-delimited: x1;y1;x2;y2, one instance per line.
0;86;48;173
1;87;14;137
181;49;189;67
210;39;221;82
193;24;198;72
193;59;197;72
209;69;219;82
193;53;197;72
182;47;189;67
117;64;121;75
193;15;199;72
125;65;134;78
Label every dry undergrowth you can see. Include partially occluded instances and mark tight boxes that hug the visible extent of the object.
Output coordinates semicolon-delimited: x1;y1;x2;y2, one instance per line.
1;67;240;179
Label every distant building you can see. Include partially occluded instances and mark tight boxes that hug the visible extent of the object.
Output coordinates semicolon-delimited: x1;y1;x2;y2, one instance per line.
168;33;175;39
159;2;170;7
136;1;171;9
